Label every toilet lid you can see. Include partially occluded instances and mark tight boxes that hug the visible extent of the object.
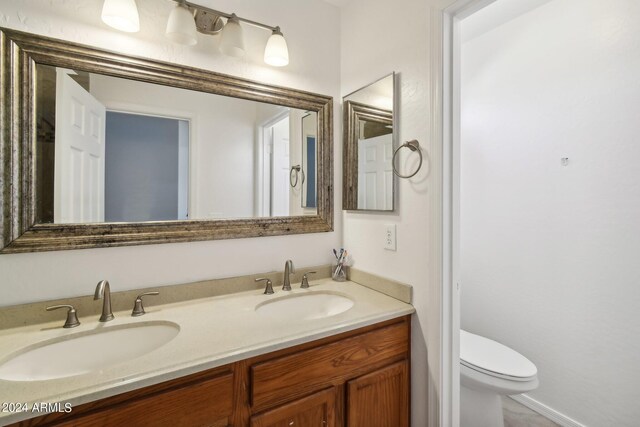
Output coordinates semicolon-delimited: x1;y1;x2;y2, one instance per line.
460;330;537;380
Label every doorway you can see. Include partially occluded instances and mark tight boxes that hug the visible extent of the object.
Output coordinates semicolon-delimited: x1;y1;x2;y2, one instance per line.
445;0;640;425
259;113;291;217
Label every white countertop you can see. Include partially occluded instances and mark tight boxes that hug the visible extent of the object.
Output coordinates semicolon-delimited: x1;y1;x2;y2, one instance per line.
0;279;414;425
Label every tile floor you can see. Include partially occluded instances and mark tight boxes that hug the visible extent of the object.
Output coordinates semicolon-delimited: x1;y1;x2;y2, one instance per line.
502;397;560;427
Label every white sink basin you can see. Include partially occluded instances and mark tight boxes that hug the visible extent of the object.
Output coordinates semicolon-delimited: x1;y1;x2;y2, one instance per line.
255;291;354;320
0;321;180;381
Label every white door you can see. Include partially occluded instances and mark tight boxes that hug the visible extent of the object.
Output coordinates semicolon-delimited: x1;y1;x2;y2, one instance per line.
271;116;290;216
357;133;393;210
54;70;106;223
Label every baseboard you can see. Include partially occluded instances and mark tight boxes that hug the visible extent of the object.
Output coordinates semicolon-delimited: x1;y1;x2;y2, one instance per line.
509;394;586;427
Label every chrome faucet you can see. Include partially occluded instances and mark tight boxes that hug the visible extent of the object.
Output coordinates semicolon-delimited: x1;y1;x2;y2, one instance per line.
94;280;114;322
282;260;295;291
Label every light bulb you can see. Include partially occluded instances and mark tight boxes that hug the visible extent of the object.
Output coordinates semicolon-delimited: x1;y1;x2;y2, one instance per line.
166;3;198;46
219;14;245;58
102;0;140;33
264;27;289;67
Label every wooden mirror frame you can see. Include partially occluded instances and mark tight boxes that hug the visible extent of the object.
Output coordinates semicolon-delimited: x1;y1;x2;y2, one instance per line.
342;100;393;210
0;28;333;254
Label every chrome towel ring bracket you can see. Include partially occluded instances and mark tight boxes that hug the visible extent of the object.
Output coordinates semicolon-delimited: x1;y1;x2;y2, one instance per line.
392;139;423;179
289;164;305;188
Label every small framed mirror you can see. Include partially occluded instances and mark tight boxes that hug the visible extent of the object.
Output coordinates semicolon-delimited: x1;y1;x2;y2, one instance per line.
342;73;396;211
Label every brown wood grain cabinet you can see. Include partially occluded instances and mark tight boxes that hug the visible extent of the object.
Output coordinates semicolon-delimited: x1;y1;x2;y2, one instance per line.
347;361;409;427
11;316;410;427
250;388;337;427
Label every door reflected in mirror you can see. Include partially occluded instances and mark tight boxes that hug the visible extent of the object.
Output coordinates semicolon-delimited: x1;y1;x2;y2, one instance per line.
343;73;395;211
35;64;318;224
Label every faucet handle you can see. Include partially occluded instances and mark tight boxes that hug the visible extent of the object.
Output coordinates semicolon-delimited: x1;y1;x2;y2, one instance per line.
301;271;317;289
255;278;274;295
46;304;81;328
131;292;159;317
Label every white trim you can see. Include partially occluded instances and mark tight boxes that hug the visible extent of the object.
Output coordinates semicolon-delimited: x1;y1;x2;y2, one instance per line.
427;7;445;427
509;395;587;427
442;1;498;426
177;121;189;220
452;0;498;20
441;6;455;427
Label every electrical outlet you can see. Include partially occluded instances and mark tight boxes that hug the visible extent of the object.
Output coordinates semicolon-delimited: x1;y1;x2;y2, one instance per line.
384;224;397;251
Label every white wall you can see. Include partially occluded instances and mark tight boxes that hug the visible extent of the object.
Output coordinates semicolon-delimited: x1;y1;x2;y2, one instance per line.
90;73;257;219
341;0;455;425
0;0;341;305
461;1;640;425
345;74;394;111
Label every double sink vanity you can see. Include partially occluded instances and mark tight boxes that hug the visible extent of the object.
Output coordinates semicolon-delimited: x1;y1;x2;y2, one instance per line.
0;21;412;427
0;266;414;426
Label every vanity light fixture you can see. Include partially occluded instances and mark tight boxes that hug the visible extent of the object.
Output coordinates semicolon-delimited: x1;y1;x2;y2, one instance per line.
219;13;245;58
175;1;289;66
100;0;289;66
101;0;140;33
166;1;198;46
264;27;289;67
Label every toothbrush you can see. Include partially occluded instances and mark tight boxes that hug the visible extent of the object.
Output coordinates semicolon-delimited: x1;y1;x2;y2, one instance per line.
334;250;348;276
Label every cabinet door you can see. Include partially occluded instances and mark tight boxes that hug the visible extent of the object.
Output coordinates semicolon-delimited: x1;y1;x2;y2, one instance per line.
250;388;336;427
54;372;234;427
347;361;409;427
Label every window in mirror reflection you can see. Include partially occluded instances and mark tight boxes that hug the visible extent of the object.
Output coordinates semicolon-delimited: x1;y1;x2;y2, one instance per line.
35;64;318;224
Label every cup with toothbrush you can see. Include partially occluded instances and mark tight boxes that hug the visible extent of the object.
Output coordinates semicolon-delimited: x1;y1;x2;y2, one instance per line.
332;248;348;282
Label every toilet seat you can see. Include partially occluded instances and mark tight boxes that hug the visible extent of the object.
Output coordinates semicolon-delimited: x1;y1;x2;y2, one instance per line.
460;330;537;381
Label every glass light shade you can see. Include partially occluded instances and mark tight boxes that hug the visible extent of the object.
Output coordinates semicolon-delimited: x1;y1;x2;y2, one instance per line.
166;3;198;46
101;0;140;33
264;30;289;67
219;15;245;58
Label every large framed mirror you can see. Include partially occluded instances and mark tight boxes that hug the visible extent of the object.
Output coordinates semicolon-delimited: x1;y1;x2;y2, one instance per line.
342;73;395;211
0;28;333;254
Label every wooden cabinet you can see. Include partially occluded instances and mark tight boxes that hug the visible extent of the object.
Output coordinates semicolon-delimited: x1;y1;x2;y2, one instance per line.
347;361;409;427
250;320;408;412
248;316;411;427
12;316;410;427
56;372;234;427
11;367;236;427
250;388;337;427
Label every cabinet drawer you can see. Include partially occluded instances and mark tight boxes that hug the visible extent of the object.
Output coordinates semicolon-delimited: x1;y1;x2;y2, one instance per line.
56;372;234;427
251;321;409;411
250;388;337;427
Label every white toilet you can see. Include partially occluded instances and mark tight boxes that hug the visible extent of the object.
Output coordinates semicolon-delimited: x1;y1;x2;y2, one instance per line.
460;330;539;427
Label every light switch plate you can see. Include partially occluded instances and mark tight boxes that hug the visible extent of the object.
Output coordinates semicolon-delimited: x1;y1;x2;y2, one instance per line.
384;224;397;251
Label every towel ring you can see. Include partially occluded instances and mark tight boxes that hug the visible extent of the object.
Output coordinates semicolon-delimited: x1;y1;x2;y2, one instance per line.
290;165;305;188
392;140;422;179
